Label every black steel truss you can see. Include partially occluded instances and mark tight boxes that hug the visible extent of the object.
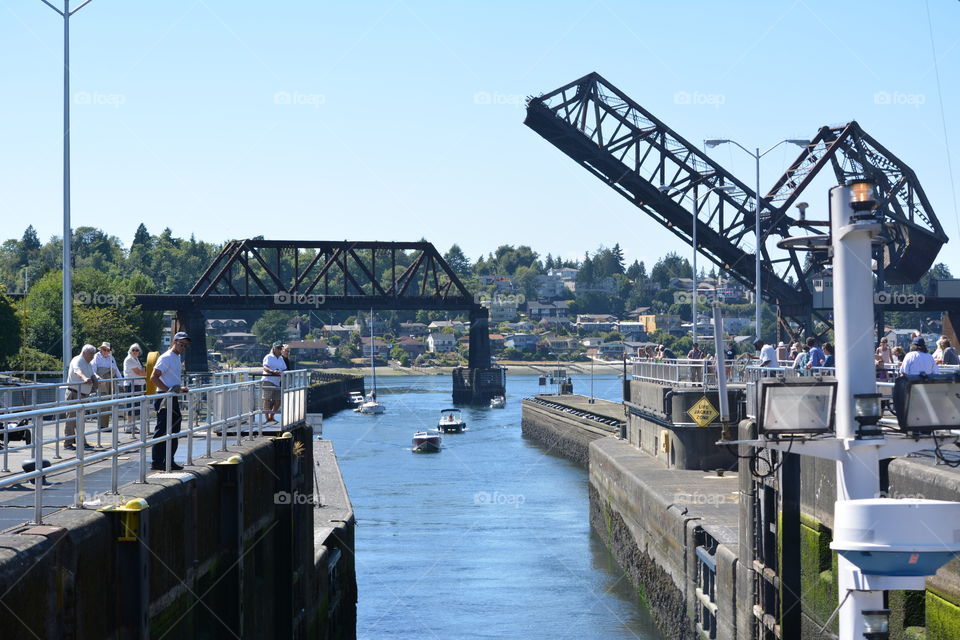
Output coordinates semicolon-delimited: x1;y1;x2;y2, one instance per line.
524;72;947;328
184;239;475;309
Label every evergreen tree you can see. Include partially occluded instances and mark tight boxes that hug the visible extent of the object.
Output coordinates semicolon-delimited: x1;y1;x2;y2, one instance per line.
132;223;152;249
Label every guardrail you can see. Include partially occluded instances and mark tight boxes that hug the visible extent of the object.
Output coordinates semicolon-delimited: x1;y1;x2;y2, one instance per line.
0;370;311;526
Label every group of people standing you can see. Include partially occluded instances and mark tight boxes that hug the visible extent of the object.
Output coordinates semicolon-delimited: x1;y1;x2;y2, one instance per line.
64;332;192;470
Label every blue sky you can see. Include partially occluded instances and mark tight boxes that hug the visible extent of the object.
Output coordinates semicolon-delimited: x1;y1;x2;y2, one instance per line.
2;0;958;275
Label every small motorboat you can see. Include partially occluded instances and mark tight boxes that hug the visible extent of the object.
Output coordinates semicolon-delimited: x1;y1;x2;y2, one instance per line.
412;429;442;453
489;395;505;409
437;408;466;433
347;391;365;406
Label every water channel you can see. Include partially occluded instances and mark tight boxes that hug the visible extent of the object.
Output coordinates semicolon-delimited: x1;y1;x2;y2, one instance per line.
321;372;668;640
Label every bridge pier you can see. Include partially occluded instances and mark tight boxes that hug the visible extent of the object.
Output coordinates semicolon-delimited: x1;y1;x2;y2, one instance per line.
451;306;506;405
174;308;208;373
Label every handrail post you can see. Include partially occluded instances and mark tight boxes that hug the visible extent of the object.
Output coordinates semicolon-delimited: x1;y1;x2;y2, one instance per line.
186;390;194;466
138;396;148;483
74;405;85;508
33;415;43;525
111;401;119;494
164;395;173;472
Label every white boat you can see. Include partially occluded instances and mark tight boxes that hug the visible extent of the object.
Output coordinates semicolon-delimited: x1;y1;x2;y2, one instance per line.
490;395;506;409
347;391;365;406
436;408;466;433
355;394;385;414
356;308;385;415
412;429;442;453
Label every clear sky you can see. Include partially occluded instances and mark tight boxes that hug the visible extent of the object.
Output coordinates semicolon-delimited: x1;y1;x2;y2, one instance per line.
2;0;958;275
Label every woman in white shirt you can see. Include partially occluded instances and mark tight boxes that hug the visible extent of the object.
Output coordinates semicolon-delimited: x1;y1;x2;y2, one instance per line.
123;344;146;432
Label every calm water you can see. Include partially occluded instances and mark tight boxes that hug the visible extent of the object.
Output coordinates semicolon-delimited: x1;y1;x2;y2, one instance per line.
321;372;668;640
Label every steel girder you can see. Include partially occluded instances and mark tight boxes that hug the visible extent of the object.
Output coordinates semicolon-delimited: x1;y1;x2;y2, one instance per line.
524;72;946;329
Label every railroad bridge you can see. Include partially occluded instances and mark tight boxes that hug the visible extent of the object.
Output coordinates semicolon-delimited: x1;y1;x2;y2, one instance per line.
135;239;504;404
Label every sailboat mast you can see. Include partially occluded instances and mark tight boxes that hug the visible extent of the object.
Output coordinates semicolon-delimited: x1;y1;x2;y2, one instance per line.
370;308;377;396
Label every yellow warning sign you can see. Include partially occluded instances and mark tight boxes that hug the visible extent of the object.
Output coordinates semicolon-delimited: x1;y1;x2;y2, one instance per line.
687;396;719;428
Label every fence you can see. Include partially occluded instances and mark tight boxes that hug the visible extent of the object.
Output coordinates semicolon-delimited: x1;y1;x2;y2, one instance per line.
0;370;310;526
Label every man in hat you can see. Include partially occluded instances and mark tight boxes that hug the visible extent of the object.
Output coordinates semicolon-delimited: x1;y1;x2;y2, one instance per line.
150;332;191;471
262;341;287;424
899;336;939;376
775;341;788;363
93;341;122;430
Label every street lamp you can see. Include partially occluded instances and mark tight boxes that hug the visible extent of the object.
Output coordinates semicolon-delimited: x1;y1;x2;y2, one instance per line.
659;182;735;346
37;0;97;376
703;138;808;341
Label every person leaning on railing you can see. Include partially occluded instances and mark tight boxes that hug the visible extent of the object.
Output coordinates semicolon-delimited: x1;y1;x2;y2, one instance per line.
150;332;191;471
262;341;287;424
64;344;99;450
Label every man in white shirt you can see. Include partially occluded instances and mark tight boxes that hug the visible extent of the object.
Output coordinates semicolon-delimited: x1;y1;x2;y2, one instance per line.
150;332;191;471
899;337;940;376
64;344;99;450
93;342;122;430
262;341;287;424
755;339;781;368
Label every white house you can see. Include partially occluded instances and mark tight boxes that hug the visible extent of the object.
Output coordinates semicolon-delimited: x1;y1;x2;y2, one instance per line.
427;332;457;353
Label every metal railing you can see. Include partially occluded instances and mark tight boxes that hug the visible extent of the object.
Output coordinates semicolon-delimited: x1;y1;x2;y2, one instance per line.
631;358;717;387
0;370;310;526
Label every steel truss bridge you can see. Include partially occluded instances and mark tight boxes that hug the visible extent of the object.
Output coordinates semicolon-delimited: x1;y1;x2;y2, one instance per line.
524;72;954;337
135;240;493;376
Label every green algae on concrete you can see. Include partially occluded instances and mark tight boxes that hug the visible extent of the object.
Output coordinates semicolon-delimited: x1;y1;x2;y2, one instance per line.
799;514;838;635
926;589;960;640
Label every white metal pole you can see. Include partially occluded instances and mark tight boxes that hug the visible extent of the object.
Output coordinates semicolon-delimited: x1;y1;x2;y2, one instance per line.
831;184;884;639
62;1;72;378
754;149;761;342
692;194;698;347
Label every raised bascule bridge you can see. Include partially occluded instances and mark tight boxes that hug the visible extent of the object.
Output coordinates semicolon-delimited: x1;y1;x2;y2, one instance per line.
524;71;959;338
135;239;505;405
522;73;960;640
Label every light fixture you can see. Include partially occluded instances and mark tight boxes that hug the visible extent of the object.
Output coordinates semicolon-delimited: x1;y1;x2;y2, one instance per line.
757;377;838;436
848;179;878;212
891;374;960;433
703;138;729;148
796;202;809;222
854;393;883;437
862;609;890;640
785;139;809;147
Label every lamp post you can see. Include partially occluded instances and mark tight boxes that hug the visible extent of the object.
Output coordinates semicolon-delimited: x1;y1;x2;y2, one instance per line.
703;138;808;342
37;0;96;376
658;183;735;346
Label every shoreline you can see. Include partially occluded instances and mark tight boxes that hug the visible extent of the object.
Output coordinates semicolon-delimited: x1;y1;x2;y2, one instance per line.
304;361;627;377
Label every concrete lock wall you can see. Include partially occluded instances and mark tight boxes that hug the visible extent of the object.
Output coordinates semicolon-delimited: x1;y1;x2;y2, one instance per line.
523;395;960;640
519;399;613;467
0;423;357;640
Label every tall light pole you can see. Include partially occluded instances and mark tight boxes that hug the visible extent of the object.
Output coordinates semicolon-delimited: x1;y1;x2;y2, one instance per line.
659;183;735;347
38;0;95;375
703;138;808;341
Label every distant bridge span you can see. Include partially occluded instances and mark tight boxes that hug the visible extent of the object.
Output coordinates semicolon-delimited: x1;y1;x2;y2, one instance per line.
134;240;500;401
